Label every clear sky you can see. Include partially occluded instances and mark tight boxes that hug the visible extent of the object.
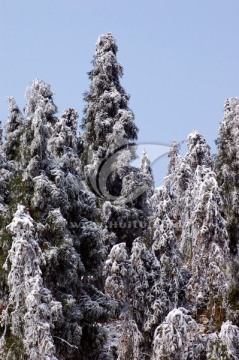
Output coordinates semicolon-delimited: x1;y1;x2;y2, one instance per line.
1;0;239;185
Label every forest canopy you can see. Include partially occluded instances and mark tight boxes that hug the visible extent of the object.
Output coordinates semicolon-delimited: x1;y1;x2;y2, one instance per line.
0;33;239;360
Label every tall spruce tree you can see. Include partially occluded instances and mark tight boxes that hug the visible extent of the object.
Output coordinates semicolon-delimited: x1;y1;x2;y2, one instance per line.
216;98;239;256
82;33;138;200
4;97;24;162
167;131;213;257
186;165;231;326
82;33;152;248
151;185;182;311
216;97;239;324
0;129;14;321
104;238;166;359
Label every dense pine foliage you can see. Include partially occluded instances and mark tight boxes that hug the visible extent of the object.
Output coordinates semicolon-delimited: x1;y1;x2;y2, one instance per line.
0;33;239;359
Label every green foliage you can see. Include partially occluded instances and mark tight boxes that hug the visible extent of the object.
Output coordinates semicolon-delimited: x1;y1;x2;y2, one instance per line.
228;285;239;311
6;173;33;211
2;331;25;360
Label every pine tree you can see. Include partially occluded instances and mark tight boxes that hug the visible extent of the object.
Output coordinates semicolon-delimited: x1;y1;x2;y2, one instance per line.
82;33;152;249
207;321;239;359
4;97;24;161
215;98;239;326
103;239;166;359
81;33;139;202
151;185;182;310
166;131;231;328
20;79;57;178
168;131;213;257
82;33;138;198
186;165;231;326
186;130;213;170
1;205;61;360
216;98;239;255
0;130;13;320
152;308;203;360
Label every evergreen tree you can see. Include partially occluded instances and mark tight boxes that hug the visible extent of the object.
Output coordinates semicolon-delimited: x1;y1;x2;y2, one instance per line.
186;165;231;326
207;321;239;359
20;79;57;178
215;98;239;325
82;33;152;249
0;130;13;318
151;185;182;310
152;308;203;360
186;130;213;170
82;33;138;198
1;205;61;360
216;97;239;255
104;239;166;359
168;131;213;257
4;97;24;161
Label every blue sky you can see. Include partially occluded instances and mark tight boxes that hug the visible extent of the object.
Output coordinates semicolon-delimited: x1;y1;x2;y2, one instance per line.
1;1;239;184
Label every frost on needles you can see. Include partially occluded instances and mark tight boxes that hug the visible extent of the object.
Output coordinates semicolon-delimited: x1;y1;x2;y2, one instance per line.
0;33;239;360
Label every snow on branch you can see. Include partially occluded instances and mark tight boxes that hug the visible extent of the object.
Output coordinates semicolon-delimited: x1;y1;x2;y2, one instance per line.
1;205;62;359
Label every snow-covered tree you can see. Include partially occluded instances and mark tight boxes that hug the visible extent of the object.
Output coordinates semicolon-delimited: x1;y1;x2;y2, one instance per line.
186;130;213;170
48;108;78;157
82;34;153;253
216;98;239;256
165;131;231;328
207;321;239;359
4;97;24;161
1;35;239;360
164;141;181;192
167;131;213;257
152;308;204;360
0;140;13;324
163;142;193;259
151;185;182;310
82;33;138;199
103;206;182;359
186;166;231;325
1;205;61;360
20;79;57;177
104;239;166;358
82;33;137;160
0;80;118;359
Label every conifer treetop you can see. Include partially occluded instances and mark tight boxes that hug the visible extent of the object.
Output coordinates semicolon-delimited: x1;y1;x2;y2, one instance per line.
186;130;213;169
82;33;137;152
25;79;57;119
